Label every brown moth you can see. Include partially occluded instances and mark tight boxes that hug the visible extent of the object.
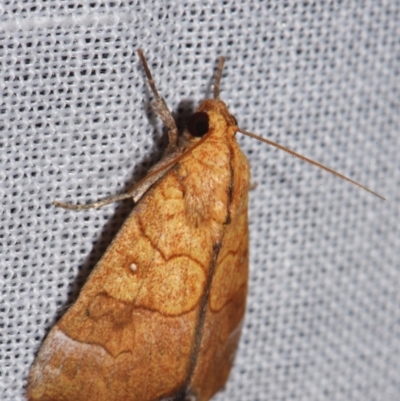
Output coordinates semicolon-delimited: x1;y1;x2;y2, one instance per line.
27;51;383;401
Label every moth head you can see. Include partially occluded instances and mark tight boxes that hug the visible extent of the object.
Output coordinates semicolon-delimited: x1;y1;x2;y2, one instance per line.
185;99;238;141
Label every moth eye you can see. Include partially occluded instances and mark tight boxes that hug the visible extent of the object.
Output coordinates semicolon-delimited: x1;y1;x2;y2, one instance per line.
187;111;209;137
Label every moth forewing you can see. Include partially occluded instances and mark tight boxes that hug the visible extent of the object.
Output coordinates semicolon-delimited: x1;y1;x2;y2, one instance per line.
28;53;250;401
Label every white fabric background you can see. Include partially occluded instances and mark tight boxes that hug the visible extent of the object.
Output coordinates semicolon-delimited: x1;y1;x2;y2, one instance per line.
1;1;399;400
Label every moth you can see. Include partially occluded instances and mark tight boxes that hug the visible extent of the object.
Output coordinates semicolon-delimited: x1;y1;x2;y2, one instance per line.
27;50;383;401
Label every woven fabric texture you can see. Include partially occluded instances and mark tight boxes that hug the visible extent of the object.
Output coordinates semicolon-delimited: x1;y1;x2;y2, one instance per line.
1;1;400;400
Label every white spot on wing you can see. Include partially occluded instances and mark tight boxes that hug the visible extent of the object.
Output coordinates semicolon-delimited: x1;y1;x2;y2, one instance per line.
130;263;137;272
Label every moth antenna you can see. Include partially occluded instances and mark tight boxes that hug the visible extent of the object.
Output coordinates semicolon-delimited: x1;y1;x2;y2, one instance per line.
213;57;225;99
237;128;385;200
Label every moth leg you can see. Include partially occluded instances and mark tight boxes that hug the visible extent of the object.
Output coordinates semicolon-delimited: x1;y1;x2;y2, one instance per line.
53;192;134;211
54;51;180;212
137;49;179;153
